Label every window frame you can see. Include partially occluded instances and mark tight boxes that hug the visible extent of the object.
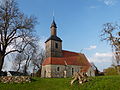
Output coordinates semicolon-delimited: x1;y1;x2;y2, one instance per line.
57;67;60;71
55;42;58;48
72;68;74;75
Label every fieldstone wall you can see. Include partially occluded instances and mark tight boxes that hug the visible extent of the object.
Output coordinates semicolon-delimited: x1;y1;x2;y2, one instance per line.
0;76;31;83
41;65;81;78
86;67;95;76
45;40;63;58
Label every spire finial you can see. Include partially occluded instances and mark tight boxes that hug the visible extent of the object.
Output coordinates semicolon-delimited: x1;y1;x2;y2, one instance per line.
51;11;57;28
53;10;55;20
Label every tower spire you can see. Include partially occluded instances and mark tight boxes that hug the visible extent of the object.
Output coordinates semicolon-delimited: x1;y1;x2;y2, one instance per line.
45;13;62;57
51;11;57;28
53;10;55;20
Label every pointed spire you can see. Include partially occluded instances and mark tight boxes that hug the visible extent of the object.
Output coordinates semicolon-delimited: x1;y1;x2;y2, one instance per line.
51;20;57;28
50;12;57;28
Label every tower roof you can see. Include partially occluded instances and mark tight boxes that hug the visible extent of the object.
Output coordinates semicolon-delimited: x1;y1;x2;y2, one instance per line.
50;20;57;28
45;35;62;43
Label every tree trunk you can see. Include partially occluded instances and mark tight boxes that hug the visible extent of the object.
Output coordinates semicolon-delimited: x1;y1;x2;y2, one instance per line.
17;63;21;72
0;53;5;71
23;65;27;75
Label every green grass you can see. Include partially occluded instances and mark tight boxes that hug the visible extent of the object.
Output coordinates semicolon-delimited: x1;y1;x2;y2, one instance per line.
0;76;120;90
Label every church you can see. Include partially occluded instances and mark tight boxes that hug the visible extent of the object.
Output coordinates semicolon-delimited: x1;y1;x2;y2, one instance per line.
41;19;95;78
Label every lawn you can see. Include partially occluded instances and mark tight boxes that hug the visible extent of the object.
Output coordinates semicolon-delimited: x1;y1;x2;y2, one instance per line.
0;76;120;90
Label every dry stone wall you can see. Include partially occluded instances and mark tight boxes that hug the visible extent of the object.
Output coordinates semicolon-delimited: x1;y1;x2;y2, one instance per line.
0;76;31;83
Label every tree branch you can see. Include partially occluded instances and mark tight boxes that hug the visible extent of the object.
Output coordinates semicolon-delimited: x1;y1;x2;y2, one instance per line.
4;49;21;56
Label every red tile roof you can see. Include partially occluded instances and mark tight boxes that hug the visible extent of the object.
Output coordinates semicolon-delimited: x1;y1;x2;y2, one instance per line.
42;50;91;70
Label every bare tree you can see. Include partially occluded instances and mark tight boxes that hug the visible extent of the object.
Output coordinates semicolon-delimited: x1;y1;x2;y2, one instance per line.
12;53;24;72
31;48;45;76
0;0;37;71
100;22;120;73
12;41;45;75
12;41;36;74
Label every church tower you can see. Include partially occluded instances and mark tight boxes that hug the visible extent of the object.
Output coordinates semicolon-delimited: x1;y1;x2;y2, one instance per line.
45;19;62;58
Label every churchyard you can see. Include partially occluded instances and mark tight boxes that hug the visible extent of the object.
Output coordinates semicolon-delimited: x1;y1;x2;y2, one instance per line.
1;76;120;90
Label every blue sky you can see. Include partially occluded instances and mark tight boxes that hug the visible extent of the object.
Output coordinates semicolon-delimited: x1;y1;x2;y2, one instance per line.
9;0;120;71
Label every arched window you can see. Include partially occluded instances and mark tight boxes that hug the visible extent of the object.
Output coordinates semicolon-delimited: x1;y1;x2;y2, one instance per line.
55;43;58;48
72;68;74;75
90;70;92;76
44;71;46;77
57;67;60;71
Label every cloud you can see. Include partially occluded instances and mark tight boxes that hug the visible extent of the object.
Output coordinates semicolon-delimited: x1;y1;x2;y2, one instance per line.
85;45;97;50
99;0;118;6
95;52;113;57
6;45;14;52
88;52;114;71
89;52;113;63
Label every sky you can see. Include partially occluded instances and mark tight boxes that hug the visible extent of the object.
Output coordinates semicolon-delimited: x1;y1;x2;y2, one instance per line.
4;0;120;71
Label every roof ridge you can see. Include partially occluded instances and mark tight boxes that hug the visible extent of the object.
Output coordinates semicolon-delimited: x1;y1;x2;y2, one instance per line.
62;50;83;54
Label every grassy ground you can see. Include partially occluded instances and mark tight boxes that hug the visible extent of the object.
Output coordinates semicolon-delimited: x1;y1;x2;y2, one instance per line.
0;76;120;90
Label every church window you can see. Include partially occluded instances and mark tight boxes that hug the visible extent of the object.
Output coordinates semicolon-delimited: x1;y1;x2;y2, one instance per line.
72;68;74;75
90;70;92;76
57;67;60;71
44;71;46;77
55;43;58;48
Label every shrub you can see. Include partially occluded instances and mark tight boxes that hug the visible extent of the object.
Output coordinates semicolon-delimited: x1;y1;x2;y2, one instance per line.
104;67;119;76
